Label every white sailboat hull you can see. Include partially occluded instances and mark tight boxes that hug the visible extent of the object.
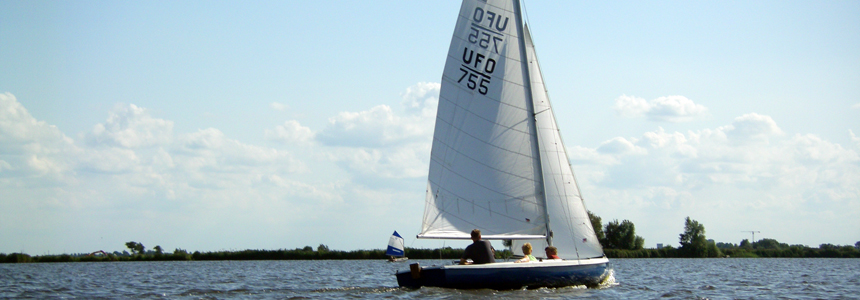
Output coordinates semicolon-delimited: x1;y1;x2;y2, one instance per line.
396;257;608;290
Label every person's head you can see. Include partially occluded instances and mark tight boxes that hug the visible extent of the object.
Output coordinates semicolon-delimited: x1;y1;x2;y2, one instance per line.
471;229;481;242
522;243;532;255
545;246;557;256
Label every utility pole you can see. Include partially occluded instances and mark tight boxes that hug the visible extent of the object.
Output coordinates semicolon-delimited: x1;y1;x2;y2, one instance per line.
741;231;760;243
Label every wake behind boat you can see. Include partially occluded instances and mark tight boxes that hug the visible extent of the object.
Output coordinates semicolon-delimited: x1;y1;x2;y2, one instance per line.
395;0;608;290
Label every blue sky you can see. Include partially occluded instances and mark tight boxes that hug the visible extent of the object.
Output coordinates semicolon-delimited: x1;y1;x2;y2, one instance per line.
1;0;858;255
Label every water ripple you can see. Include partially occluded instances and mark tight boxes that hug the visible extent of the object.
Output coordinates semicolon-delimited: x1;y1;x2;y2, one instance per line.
0;258;857;299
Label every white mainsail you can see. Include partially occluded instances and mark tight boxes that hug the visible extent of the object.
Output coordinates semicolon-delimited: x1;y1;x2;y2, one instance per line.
418;0;603;260
419;0;545;240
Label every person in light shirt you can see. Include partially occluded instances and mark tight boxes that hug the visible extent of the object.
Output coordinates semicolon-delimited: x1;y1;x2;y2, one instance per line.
515;243;537;263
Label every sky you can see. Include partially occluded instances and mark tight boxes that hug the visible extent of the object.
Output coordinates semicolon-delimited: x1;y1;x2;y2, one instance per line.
1;0;858;255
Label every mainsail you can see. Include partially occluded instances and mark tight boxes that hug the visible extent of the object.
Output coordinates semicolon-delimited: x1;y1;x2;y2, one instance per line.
386;231;406;257
418;0;603;260
419;0;545;240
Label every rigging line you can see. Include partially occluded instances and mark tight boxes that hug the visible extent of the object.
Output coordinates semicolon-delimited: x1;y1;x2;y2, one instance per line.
522;0;531;29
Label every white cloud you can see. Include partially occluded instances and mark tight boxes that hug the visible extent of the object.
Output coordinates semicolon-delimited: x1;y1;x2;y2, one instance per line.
327;144;430;180
78;147;140;174
595;115;793;190
852;130;860;149
265;120;315;145
5;85;854;254
262;174;343;204
0;92;76;179
176;128;304;173
722;113;784;143
315;105;429;148
316;83;438;148
270;102;288;111
852;103;860;109
578;112;859;247
85;103;173;148
613;95;708;122
596;137;647;156
401;82;440;113
308;83;439;181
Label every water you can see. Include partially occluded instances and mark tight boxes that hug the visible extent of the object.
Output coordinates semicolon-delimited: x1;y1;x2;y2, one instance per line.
1;258;858;299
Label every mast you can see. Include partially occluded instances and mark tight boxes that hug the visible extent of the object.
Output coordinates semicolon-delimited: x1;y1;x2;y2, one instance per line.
513;0;551;247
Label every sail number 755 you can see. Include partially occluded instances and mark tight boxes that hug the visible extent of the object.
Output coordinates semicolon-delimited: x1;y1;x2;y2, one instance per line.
458;68;489;95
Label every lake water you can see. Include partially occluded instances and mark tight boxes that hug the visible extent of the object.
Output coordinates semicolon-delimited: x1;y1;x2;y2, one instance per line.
1;258;858;299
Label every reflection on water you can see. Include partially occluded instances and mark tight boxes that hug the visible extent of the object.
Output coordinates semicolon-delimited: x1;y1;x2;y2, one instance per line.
0;258;858;299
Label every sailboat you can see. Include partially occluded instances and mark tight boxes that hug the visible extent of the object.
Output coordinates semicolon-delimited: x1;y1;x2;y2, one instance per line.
387;231;408;262
395;0;608;290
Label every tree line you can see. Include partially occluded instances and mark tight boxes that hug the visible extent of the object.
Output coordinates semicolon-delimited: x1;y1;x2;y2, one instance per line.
587;211;860;258
4;216;859;263
0;243;507;263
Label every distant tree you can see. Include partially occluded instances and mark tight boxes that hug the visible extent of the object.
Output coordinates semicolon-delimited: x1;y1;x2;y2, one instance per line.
604;219;644;250
754;238;783;250
125;241;145;255
678;217;721;257
819;243;836;250
587;211;606;247
855;241;859;249
716;242;736;249
302;246;313;252
317;244;330;253
739;239;751;249
154;245;163;256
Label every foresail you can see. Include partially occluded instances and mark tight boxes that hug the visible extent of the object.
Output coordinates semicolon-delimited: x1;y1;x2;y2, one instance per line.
419;0;548;240
517;25;605;259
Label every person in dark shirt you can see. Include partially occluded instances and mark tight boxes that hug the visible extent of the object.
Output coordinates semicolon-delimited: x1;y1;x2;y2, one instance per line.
460;229;496;265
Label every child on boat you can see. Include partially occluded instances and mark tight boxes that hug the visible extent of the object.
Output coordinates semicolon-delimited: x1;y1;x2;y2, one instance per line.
515;243;537;263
